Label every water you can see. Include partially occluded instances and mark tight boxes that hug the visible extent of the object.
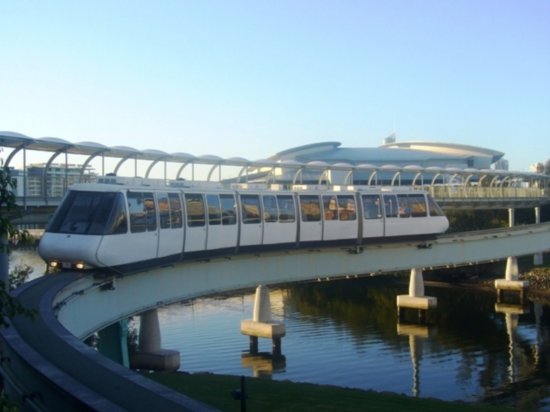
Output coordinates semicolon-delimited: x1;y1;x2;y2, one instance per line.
155;279;550;410
12;249;550;410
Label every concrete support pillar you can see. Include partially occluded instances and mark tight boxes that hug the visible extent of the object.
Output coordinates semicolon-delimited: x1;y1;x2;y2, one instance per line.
508;208;515;228
397;268;437;321
97;320;130;367
138;309;161;353
253;285;272;322
505;256;519;282
408;268;424;297
495;256;528;303
534;207;543;265
130;309;180;371
241;285;285;356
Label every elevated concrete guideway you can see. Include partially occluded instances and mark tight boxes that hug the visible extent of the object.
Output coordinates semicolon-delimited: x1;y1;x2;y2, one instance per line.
1;223;549;411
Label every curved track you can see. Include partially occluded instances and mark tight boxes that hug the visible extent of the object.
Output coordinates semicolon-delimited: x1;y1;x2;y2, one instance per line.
0;273;217;411
1;223;549;411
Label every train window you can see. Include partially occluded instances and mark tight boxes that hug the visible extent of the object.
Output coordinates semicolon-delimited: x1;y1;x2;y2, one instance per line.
383;195;398;218
144;192;157;231
362;195;381;219
427;195;445;217
168;193;183;228
220;194;236;225
323;195;337;220
207;194;221;225
263;195;278;223
128;192;147;233
158;193;170;229
299;195;321;222
106;193;128;234
338;195;356;221
241;195;261;224
397;195;411;218
48;190;127;235
185;193;205;227
409;194;427;217
277;195;295;222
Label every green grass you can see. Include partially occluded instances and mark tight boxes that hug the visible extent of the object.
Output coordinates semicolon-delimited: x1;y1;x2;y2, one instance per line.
147;371;515;411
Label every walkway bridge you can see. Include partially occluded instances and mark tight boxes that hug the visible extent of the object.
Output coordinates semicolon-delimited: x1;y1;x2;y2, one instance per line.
1;223;549;411
1;132;549;217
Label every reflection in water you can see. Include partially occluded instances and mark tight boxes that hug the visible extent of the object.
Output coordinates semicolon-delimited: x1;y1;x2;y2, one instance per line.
397;323;432;397
494;303;528;385
241;353;286;377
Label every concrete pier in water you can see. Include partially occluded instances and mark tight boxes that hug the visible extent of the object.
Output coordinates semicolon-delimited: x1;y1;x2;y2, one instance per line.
241;285;286;356
397;268;437;320
130;309;180;371
494;208;529;302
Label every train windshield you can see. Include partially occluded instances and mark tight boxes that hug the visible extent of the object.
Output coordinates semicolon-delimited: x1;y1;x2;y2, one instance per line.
46;190;128;235
427;195;445;217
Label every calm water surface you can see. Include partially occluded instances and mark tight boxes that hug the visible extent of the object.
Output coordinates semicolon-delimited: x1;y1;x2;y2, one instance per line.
155;279;550;411
12;250;550;410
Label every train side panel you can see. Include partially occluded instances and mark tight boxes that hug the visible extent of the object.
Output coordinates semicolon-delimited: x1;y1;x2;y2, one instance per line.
261;194;298;245
321;193;358;241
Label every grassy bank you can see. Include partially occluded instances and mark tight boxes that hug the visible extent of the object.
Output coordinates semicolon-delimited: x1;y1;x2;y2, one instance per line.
148;371;514;411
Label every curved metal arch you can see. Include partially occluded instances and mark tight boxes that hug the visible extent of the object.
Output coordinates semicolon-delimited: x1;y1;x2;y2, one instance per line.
79;150;107;182
344;170;354;185
4;142;32;167
490;175;500;188
501;176;512;188
367;171;378;186
317;168;331;186
207;163;221;182
236;164;254;183
430;173;442;185
292;168;304;185
390;171;401;186
411;172;423;186
478;174;490;187
42;149;68;204
464;174;477;186
145;157;169;179
448;173;462;185
176;162;193;180
114;154;138;177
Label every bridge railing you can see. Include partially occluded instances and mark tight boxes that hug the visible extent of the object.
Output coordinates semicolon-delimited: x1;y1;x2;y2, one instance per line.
425;185;549;201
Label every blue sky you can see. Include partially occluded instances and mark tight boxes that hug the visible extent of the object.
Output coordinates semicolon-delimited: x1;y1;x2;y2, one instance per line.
1;1;549;171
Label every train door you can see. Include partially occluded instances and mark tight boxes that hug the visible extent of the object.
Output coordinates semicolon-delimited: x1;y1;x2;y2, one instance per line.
157;192;184;258
361;194;384;239
382;194;403;236
239;194;263;247
125;191;159;262
298;194;322;243
262;194;297;245
322;194;358;241
184;193;207;252
206;193;238;250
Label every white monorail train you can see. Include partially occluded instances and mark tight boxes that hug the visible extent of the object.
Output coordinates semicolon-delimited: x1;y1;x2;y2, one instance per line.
38;178;449;273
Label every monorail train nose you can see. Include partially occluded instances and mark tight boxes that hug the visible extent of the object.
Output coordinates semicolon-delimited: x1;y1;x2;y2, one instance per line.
38;232;102;270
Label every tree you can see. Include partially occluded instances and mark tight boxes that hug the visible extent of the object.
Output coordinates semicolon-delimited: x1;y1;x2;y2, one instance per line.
0;166;34;327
